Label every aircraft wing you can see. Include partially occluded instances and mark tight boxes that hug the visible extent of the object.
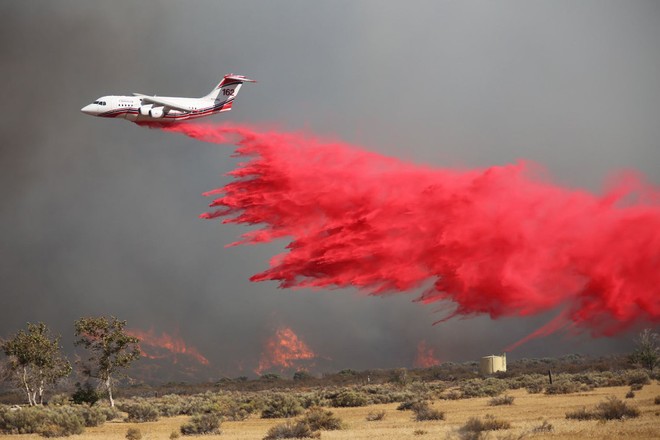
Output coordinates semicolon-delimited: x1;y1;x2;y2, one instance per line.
133;93;192;112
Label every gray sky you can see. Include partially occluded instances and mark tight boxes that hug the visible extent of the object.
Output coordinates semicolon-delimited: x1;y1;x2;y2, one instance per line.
1;1;658;379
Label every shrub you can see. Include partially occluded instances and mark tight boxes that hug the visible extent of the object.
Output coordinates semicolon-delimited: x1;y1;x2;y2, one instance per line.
411;401;445;421
625;390;635;399
625;370;650;386
545;380;579;395
630;383;644;391
260;373;281;381
366;410;386;421
39;407;85;438
300;407;342;431
331;390;368;408
0;406;85;437
180;413;222;436
99;406;121;421
49;394;71;406
488;394;514;406
222;401;253;421
0;406;47;434
442;390;462;400
655;395;660;405
566;407;596;421
566;397;640;421
413;429;428;435
71;383;100;406
460;378;506;398
126;427;142;440
532;420;554;433
293;371;313;381
459;414;510;439
169;431;180;439
261;394;304;419
121;401;160;423
397;399;422;411
78;406;107;427
526;383;544;394
263;421;320;440
594;396;640;420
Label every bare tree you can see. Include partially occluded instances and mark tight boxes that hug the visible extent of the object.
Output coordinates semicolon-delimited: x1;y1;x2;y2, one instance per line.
1;322;71;405
629;328;659;371
74;316;140;407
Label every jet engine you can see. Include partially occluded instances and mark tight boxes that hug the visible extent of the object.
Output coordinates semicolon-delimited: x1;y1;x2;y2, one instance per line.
149;107;165;118
138;104;152;116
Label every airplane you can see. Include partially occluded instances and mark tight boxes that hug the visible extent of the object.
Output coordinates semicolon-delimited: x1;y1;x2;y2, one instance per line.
80;74;256;124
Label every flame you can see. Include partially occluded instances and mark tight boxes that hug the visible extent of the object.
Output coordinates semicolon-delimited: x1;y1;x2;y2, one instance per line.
126;328;210;366
255;327;316;374
414;340;441;368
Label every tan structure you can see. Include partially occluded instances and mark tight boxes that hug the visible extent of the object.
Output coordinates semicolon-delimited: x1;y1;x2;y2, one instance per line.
480;353;507;375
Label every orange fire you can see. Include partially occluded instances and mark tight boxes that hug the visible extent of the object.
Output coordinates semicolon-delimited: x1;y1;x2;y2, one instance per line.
255;327;316;374
126;328;210;366
414;340;441;368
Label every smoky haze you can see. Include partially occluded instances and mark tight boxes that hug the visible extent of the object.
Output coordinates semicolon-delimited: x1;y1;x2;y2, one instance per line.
1;1;658;380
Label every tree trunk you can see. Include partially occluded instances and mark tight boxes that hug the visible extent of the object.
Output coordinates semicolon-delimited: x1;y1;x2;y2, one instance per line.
38;377;45;405
22;367;34;406
105;376;114;407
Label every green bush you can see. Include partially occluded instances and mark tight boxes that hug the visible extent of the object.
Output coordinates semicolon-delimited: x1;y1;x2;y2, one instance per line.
71;383;100;406
263;421;319;440
98;406;121;421
545;380;579;395
261;394;304;419
120;401;160;422
180;413;222;436
38;407;85;438
0;406;85;437
460;378;506;398
0;406;46;434
300;407;342;431
411;402;444;422
78;406;107;427
331;390;368;408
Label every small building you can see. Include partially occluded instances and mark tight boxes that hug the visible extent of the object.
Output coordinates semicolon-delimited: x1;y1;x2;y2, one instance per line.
480;353;507;375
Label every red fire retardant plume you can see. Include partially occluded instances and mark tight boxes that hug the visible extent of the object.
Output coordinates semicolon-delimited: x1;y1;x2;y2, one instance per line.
164;123;660;346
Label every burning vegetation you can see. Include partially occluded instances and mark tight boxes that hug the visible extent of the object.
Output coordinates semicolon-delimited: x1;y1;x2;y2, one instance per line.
255;327;317;375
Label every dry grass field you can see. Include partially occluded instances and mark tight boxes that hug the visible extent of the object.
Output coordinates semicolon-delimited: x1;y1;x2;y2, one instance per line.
1;383;658;440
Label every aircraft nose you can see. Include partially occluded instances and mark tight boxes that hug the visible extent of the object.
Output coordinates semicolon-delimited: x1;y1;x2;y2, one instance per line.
80;104;95;115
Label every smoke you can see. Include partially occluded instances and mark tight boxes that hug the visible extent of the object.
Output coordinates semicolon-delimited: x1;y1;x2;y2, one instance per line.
163;122;659;349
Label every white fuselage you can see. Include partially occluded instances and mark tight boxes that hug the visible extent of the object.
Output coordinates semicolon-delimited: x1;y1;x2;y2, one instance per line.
80;95;232;124
81;74;255;124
